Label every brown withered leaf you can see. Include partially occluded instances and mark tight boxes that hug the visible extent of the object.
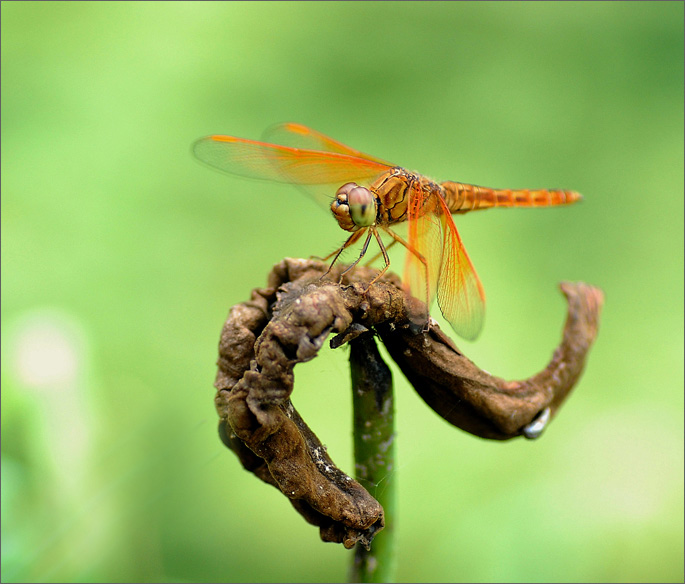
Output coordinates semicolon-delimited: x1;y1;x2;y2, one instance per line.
214;258;603;547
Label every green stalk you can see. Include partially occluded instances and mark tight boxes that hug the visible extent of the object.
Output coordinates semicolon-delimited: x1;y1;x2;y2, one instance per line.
348;333;396;583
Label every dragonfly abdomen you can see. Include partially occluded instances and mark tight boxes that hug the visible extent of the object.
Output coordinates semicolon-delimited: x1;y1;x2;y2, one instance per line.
441;181;582;213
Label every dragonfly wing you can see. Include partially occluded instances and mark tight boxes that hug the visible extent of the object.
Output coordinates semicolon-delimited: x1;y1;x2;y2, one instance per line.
404;184;443;314
405;185;485;340
263;123;393;166
193;135;390;184
433;194;485;340
193;135;392;209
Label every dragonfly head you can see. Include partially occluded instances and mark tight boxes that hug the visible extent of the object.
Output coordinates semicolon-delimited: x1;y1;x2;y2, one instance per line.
332;182;377;231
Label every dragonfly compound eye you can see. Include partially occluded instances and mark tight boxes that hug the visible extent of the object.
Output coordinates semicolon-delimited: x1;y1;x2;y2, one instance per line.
348;186;377;227
336;182;358;197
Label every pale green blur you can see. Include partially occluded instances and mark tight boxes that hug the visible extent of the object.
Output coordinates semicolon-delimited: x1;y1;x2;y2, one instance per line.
2;2;683;582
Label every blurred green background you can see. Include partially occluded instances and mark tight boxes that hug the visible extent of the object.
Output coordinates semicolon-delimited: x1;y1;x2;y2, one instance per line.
2;2;683;582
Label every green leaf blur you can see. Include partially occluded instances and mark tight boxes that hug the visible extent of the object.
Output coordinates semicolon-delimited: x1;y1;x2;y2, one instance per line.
2;1;682;582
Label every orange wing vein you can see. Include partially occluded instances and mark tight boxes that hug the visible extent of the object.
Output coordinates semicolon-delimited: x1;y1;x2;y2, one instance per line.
262;123;393;166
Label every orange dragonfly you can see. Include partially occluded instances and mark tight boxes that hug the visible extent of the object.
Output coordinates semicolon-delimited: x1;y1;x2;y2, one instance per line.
193;123;581;340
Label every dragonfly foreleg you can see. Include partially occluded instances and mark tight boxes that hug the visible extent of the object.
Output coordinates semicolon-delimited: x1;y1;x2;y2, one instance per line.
362;229;391;290
320;229;367;281
337;229;375;283
364;237;399;267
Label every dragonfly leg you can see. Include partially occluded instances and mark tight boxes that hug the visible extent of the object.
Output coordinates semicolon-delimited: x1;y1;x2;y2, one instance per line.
320;229;367;280
362;229;391;290
380;227;430;274
364;237;398;267
337;229;375;283
312;248;341;263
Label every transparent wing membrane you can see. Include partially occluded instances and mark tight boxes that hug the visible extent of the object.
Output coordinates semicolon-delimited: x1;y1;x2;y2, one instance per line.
193;133;391;209
404;185;485;340
433;195;485;340
193;135;390;185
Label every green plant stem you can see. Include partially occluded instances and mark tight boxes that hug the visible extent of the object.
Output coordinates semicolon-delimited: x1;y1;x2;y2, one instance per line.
348;333;396;583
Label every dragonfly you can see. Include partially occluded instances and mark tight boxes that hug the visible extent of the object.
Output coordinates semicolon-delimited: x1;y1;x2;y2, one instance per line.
193;123;581;340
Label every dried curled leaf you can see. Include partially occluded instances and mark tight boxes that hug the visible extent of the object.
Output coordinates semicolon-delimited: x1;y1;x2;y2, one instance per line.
214;258;603;546
377;282;604;440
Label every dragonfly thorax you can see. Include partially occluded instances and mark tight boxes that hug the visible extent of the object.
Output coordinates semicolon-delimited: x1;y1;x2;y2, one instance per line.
331;182;379;232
